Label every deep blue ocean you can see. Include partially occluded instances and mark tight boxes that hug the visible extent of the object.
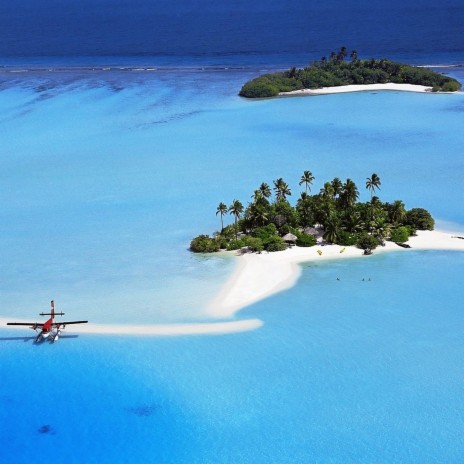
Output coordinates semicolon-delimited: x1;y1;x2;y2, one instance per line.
1;1;464;463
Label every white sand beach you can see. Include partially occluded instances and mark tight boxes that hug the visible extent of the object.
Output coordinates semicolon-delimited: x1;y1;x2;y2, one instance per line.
208;230;464;318
279;83;434;96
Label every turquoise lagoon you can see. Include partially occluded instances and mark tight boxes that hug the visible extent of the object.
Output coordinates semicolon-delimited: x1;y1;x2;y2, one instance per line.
1;62;464;462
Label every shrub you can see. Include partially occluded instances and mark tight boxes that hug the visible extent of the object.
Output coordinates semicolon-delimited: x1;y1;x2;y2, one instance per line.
227;239;247;251
337;230;358;246
239;78;280;98
390;226;410;243
406;208;435;230
263;235;287;252
252;223;278;241
296;233;317;247
356;232;380;251
243;236;264;252
190;235;220;253
441;81;461;92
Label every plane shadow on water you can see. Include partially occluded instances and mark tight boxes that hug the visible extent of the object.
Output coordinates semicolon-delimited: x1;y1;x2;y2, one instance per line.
0;334;79;343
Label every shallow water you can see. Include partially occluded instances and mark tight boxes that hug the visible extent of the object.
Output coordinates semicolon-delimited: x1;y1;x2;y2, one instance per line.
2;251;463;463
1;55;464;462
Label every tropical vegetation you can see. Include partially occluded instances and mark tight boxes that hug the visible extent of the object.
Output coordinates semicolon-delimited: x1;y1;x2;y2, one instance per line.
239;48;461;98
190;172;435;254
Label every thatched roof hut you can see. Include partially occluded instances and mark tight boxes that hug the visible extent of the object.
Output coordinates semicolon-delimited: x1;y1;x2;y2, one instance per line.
282;233;297;243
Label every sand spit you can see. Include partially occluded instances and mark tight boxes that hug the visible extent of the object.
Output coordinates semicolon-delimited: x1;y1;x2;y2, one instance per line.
208;230;464;318
0;318;263;337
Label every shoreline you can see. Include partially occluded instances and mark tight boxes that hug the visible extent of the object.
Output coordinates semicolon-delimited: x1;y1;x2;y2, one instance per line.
207;230;464;318
278;83;438;96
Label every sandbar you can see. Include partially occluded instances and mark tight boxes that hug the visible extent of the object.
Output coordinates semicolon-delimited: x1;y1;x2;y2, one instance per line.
207;230;464;318
0;317;263;337
279;83;435;96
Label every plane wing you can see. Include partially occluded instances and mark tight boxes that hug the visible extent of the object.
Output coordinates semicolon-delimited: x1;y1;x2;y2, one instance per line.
55;321;88;325
7;322;44;327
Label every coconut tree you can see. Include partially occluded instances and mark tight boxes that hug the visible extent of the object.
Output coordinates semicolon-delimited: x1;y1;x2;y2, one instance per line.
259;182;272;199
343;209;364;233
228;199;244;240
273;178;292;202
389;200;406;227
299;170;315;193
331;177;343;201
339;178;359;211
252;189;263;203
216;202;228;232
366;173;381;200
296;192;314;227
371;217;392;246
323;214;341;244
366;173;381;219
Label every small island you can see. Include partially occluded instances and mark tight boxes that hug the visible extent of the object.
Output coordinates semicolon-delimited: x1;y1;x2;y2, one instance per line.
190;172;435;256
239;47;461;98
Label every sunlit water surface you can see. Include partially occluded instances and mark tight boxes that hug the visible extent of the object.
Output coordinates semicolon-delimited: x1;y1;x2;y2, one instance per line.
1;59;463;462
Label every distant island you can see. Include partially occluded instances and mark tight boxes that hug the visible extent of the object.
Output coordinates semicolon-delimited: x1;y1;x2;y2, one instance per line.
190;172;435;255
239;47;462;98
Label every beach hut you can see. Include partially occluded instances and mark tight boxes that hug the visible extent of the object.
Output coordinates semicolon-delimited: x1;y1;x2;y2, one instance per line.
282;233;297;246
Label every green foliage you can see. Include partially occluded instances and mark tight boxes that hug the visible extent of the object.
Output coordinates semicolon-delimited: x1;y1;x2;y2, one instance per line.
239;55;461;98
296;233;317;247
356;233;380;251
441;81;461;92
190;235;220;253
192;169;435;256
226;239;247;251
243;236;264;252
406;208;435;230
263;235;287;252
252;223;278;241
219;224;236;239
239;73;303;98
389;226;410;243
337;230;358;246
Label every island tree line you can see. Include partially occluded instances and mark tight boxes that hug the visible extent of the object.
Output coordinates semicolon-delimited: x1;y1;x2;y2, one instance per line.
190;172;434;254
239;47;462;98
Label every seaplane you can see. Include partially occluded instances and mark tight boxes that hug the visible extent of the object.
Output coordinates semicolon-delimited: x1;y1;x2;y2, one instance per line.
6;300;88;343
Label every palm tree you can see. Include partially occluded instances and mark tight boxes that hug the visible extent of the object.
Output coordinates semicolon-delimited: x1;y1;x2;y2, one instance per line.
299;170;315;193
371;217;392;246
331;177;343;200
343;209;363;233
259;182;272;199
216;202;228;232
366;173;381;219
320;182;335;201
339;178;359;211
389;200;406;226
323;214;341;243
366;173;381;200
252;189;263;203
228;200;244;240
273;178;291;202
